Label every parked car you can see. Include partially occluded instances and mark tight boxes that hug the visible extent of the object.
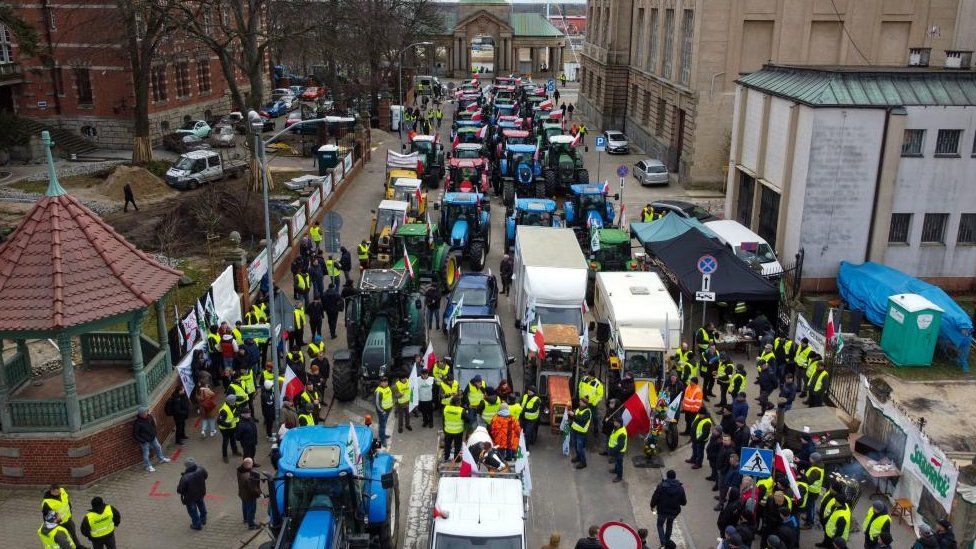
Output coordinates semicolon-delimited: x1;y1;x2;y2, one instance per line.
633;158;669;186
261;100;290;118
270;88;295;108
602;130;629;154
218;112;246;133
704;220;784;278
442;273;499;329
446;316;515;388
162;132;211;154
180;119;212;139
300;86;325;101
288;85;303;98
210;124;237;148
164;150;248;190
285;110;303;127
651;199;718;222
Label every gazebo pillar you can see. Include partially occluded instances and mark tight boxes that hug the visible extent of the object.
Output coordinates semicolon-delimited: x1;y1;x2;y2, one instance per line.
58;333;82;431
130;310;148;406
0;339;10;429
155;296;172;369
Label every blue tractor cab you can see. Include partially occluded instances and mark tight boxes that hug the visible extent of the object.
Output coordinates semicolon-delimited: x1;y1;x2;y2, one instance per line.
505;198;560;251
269;425;399;549
498;143;542;207
441;272;499;328
439;192;492;271
563;183;617;231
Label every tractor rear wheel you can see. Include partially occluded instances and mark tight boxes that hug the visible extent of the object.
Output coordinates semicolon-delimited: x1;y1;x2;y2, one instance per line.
445;254;460;288
376;471;401;549
332;357;358;402
544;170;557;197
469;242;486;271
577;169;590;185
503;180;514;207
429;169;441;189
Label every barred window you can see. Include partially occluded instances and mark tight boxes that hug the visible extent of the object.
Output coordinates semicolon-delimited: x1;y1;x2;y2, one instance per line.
175;61;190;97
901;129;924;156
647;9;659;73
661;9;675;79
957;214;976;245
888;213;911;244
73;68;92;105
0;24;12;63
151;64;167;102
678;9;694;85
934;130;962;156
921;213;949;244
197;59;211;93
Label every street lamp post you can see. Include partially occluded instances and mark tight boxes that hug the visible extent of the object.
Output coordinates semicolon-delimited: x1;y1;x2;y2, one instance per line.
398;41;433;143
248;111;330;430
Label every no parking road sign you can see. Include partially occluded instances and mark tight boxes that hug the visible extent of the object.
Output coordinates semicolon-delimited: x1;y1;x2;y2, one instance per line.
697;254;718;274
739;447;774;478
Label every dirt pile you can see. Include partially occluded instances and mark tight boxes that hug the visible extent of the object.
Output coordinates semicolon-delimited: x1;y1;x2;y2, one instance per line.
101;165;176;201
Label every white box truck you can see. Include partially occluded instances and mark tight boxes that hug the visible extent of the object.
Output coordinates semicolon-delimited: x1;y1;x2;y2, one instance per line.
513;226;588;357
593;271;682;385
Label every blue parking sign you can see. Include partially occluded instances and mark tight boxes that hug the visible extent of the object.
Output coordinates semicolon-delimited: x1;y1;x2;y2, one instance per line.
547;79;556;93
595;136;607;151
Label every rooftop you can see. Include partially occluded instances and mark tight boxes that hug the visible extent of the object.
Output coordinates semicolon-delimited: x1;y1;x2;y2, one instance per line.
509;13;563;37
738;64;976;107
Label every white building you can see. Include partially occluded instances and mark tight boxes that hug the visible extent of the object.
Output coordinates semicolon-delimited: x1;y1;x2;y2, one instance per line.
725;61;976;292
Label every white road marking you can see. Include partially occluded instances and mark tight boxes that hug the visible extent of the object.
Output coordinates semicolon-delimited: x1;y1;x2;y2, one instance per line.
403;454;436;549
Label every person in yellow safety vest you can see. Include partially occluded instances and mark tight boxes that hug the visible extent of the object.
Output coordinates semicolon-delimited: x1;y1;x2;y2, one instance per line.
862;500;892;548
325;255;341;288
641;204;658;222
569;397;592;468
291;303;307;347
802;356;821;397
696;323;715;352
671;342;693;366
297;410;316;426
41;485;81;547
793;338;813;392
238;369;256;414
809;361;830;408
520;386;541;445
374;377;394;447
233;321;244;345
677;359;698;384
607;417;628;482
757;343;776;373
307;337;325;357
358;239;370;269
822;498;852;545
690;410;712;467
802;452;825;528
579;374;604;436
727;364;747;398
394;375;413;433
507;395;522;421
432;361;450;384
80;496;120;548
38;510;76;549
294;270;310;300
442;396;465;462
466;376;485;408
218;394;241;462
309;221;323;250
481;390;501;425
439;375;459;407
756;475;775;504
818;489;840;527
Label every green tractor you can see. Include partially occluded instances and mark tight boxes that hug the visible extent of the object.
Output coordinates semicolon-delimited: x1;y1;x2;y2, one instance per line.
391;222;459;292
542;134;589;196
406;134;445;189
332;269;427;401
585;227;639;303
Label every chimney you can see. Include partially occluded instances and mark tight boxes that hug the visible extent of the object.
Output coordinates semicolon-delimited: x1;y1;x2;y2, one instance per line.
908;47;931;67
944;50;973;70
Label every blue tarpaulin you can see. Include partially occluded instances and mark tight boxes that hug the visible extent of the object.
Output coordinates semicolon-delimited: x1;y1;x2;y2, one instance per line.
838;261;972;369
630;213;718;245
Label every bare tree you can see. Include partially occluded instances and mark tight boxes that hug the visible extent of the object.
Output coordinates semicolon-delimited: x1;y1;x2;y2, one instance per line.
0;4;39;56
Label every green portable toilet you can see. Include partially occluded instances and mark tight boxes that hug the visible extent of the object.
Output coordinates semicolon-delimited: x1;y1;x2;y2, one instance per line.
880;293;943;367
316;144;340;175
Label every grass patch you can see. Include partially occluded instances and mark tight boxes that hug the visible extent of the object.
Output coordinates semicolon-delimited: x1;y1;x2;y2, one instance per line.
12;174;106;194
270;170;308;188
11;180;48;193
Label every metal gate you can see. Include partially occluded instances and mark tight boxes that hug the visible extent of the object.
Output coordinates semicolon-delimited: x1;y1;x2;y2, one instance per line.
828;348;861;417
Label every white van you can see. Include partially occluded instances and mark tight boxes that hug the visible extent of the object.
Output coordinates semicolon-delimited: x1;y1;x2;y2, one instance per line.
704;220;784;278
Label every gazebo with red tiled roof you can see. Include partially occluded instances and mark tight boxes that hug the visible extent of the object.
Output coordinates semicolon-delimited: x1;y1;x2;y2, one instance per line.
0;133;181;484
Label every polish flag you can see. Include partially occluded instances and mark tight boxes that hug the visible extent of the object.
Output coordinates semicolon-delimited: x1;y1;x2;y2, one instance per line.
460;444;479;477
478;125;488;139
283;364;305;400
415;186;423;206
471;111;483;122
774;443;802;499
571;131;582;148
452;133;460;148
622;383;653;436
533;325;546;359
422;341;436;372
602;181;610;194
470;77;478;85
825;309;837;351
619;203;627;227
539;99;553;110
465;102;479;112
403;243;414;277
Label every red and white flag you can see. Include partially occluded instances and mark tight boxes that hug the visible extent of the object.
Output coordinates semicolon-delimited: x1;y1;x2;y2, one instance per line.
402;243;414;277
602;181;610;194
465;102;479;112
470;77;478;85
283;364;305;400
539;99;553;110
478;125;488;139
571;131;582;148
825;309;837;351
459;444;479;477
415;186;423;206
452;133;460;148
471;111;483;122
422;341;436;372
619;203;627;227
533;325;546;359
622;383;653;436
774;443;802;499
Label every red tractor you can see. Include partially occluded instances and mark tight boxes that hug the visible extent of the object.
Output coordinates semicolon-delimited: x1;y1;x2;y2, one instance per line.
444;157;491;194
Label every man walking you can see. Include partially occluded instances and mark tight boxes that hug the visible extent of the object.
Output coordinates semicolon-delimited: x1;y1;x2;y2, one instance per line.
218;395;241;463
132;406;170;472
322;284;342;339
237;458;262;530
236;410;259;461
80;497;120;549
500;254;514;295
307;297;324;340
177;458;208;531
375;377;394;446
424;283;442;330
123;183;138;212
650;470;687;549
339;246;353;283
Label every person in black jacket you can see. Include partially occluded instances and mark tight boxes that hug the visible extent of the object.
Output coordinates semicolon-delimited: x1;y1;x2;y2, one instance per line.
80;496;121;549
705;425;724;486
236;411;259;463
339;246;353;283
322;284;343;339
176;458;208;530
306;297;324;340
757;361;778;415
165;387;191;445
717;489;743;536
650;470;687;548
133;407;170;472
260;379;276;438
573;525;602;549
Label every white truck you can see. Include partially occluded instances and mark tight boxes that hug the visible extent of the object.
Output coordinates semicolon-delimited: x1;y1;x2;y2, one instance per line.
593;271;681;384
164;149;248;190
429;474;526;548
513;226;588;357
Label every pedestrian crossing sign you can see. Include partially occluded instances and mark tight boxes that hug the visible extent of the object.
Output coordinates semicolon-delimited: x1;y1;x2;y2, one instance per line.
739;447;774;478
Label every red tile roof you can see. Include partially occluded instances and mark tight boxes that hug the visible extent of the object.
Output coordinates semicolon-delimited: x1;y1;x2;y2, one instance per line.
0;193;183;332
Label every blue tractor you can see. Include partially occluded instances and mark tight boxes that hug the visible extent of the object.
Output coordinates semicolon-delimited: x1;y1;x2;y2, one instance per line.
498;144;543;207
505;198;560;251
265;425;399;549
563;183;617;234
438;192;492;271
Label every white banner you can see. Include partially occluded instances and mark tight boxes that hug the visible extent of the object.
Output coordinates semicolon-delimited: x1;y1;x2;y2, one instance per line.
247;250;268;292
308;184;322;213
343;153;353;173
175;342;203;397
321;173;333;198
211;266;242;325
332;165;344;185
180;308;200;352
291;206;308;236
793;313;826;356
274;225;289;261
901;427;959;513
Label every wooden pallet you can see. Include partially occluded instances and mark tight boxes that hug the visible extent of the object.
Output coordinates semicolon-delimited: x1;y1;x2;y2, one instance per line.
864;353;890;367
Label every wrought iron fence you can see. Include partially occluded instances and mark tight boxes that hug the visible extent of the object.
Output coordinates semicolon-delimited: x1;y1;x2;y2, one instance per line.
828;348;861;417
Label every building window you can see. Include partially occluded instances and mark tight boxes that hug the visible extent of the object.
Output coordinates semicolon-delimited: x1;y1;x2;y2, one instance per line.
151;64;167;102
175;61;190;97
655;97;666;135
630;84;638;110
0;24;12;63
661;9;675;79
647;9;659;73
160;120;170;132
736;172;755;226
921;213;949;244
603;8;610;47
197;59;211;93
888;213;911;243
596;76;603;102
73;68;93;105
934;129;962;157
958;214;976;245
642;91;651;124
901;129;925;156
678;9;694;85
54;66;64;96
757;184;780;248
634;9;645;67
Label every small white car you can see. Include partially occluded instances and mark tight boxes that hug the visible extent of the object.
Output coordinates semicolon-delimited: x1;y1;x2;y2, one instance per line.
633;158;669;186
603;130;629;154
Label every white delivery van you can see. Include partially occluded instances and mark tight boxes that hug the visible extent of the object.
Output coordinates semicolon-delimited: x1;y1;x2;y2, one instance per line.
429;474;526;548
704;219;784;278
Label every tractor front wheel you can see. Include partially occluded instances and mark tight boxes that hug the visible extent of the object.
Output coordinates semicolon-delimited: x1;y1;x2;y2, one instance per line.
503;180;515;207
469;242;486;271
332;357;358;402
544;170;557;197
577;169;590;185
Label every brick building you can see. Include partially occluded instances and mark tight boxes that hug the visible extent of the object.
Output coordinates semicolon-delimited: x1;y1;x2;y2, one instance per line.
2;2;254;149
577;0;976;189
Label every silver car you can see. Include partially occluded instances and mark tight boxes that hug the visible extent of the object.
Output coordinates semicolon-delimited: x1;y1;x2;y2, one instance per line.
633;158;670;186
603;130;630;154
210;125;236;148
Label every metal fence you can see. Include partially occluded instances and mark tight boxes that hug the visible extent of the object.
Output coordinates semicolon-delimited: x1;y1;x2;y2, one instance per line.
828;348;861;417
